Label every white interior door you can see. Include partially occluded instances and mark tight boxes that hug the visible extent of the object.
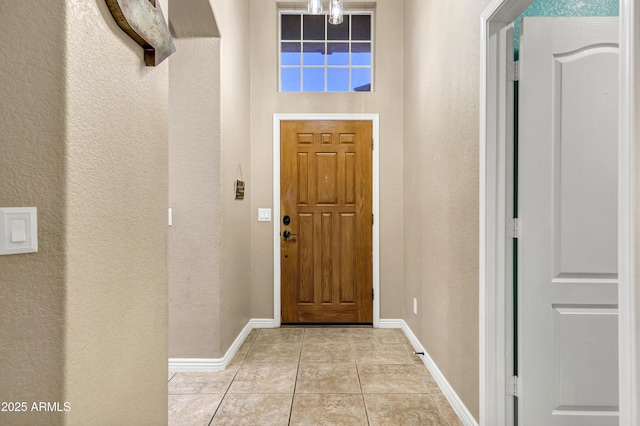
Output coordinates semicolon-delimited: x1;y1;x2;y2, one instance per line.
518;17;619;425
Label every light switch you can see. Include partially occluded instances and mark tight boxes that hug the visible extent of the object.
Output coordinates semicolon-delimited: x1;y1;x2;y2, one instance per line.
0;207;38;255
11;218;27;243
258;208;271;222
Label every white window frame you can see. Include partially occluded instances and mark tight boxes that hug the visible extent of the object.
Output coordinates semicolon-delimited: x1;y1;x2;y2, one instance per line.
278;10;375;92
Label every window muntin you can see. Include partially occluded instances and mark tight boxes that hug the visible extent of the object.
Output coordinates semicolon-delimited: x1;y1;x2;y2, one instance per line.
279;11;373;93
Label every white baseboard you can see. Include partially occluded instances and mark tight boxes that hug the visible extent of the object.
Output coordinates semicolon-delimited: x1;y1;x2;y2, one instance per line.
169;319;280;372
249;318;279;329
168;357;227;372
379;319;479;426
377;318;405;329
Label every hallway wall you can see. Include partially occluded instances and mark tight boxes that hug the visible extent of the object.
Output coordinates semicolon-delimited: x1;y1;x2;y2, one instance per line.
0;2;67;424
402;0;491;421
1;0;170;424
248;0;405;321
209;0;253;353
63;0;170;423
167;0;252;360
168;36;223;359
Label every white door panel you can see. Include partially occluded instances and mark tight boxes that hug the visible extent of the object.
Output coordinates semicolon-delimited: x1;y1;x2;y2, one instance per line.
555;46;619;276
519;17;619;425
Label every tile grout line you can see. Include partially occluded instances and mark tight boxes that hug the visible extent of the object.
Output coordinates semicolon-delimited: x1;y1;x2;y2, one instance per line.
207;329;260;426
287;328;306;425
432;393;454;426
351;329;372;426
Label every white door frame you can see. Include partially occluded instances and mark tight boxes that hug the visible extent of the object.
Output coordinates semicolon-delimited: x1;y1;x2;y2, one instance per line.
479;1;639;425
618;0;639;423
272;113;381;328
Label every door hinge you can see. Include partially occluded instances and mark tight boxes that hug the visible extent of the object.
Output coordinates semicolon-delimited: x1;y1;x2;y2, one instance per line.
507;60;520;82
372;140;374;150
507;375;520;397
372;288;374;301
508;218;521;239
372;214;374;226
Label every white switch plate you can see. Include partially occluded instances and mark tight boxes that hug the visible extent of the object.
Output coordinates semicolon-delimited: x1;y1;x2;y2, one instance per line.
0;207;38;255
258;208;271;222
413;298;418;315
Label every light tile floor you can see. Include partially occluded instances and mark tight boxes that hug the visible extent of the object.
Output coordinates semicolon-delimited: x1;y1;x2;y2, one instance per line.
169;327;464;426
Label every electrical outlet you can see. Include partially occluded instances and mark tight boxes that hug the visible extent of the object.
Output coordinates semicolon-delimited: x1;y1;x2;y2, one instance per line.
413;298;417;315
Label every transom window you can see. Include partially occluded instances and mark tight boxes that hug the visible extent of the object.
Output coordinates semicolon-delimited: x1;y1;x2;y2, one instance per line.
279;11;373;92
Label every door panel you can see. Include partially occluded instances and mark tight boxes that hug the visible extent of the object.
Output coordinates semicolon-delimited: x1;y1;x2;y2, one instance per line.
518;17;618;425
554;46;618;277
281;120;372;323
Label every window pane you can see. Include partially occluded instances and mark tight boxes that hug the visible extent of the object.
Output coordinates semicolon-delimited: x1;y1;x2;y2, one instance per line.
281;42;301;66
281;68;301;92
279;12;374;93
281;14;301;40
327;43;348;65
303;68;325;92
303;43;325;66
351;15;371;41
351;43;371;66
328;68;349;92
352;68;371;91
303;15;325;40
327;18;349;40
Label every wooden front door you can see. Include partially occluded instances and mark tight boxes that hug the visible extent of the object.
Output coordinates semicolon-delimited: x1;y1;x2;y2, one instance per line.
280;120;373;323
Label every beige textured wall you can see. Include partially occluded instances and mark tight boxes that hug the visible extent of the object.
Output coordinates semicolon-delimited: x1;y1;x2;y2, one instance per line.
1;0;170;424
169;0;219;38
402;0;489;421
211;0;253;352
249;0;405;320
0;2;67;425
63;0;169;424
166;0;251;361
168;35;222;358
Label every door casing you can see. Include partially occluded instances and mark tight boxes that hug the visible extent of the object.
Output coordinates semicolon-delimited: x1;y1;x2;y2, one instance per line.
272;113;381;328
480;1;638;425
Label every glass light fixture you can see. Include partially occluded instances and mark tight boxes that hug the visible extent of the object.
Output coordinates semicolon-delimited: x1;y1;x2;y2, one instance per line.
328;0;343;25
308;0;322;15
